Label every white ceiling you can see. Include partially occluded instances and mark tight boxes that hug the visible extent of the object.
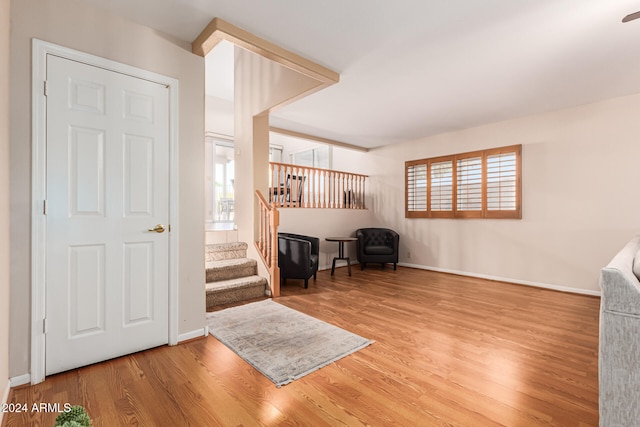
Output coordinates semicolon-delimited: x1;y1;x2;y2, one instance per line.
83;0;640;149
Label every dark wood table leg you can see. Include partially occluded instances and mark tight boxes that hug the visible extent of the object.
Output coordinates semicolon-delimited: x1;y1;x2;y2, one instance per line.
330;240;352;276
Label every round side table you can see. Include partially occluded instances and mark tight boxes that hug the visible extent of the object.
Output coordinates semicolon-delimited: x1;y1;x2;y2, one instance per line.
325;237;357;276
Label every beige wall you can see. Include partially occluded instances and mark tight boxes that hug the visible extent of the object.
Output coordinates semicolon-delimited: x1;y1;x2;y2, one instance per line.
364;93;640;294
9;0;205;378
279;209;376;269
234;48;319;268
332;146;371;177
1;0;11;408
205;95;233;136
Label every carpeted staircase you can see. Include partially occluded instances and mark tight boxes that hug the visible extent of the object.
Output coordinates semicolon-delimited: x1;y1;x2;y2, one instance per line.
205;242;269;309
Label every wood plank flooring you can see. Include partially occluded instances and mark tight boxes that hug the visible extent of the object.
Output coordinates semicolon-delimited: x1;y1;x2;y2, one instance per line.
3;267;600;426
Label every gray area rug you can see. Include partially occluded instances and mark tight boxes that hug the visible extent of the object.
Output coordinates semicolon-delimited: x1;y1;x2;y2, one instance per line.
206;299;373;387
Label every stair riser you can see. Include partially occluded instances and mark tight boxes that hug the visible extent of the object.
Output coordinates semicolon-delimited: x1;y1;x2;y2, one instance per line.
206;264;256;282
205;249;247;262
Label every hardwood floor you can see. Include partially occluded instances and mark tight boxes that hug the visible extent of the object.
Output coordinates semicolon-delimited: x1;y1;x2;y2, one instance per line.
3;267;600;426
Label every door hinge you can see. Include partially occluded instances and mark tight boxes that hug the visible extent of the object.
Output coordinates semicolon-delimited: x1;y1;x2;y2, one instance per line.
43;81;48;97
43;200;47;215
42;318;48;334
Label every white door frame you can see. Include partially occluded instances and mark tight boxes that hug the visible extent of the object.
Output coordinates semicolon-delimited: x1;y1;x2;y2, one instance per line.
31;39;180;385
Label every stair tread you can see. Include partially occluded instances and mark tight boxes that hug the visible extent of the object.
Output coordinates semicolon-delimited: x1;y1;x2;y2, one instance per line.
206;258;256;270
206;242;248;252
206;275;267;292
205;242;248;262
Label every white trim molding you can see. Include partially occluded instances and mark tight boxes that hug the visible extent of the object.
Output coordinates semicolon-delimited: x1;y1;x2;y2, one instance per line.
0;375;30;424
178;327;208;343
31;39;180;384
9;374;30;388
398;262;602;297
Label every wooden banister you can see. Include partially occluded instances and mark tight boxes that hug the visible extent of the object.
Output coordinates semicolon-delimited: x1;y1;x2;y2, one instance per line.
268;162;367;209
255;190;280;297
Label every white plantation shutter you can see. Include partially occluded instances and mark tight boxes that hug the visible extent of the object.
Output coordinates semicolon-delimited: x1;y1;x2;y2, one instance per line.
430;160;453;212
485;146;521;218
456;156;482;214
406;163;427;214
487;152;517;211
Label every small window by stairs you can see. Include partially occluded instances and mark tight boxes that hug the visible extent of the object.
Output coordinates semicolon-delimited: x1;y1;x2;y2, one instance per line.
205;242;268;310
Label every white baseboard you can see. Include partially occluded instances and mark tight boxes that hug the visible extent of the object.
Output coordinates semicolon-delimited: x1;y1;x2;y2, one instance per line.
177;327;208;343
9;373;30;387
398;262;601;297
3;372;30;426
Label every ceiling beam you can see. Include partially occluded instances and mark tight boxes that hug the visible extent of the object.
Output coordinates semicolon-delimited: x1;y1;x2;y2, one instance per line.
269;127;369;153
192;17;339;85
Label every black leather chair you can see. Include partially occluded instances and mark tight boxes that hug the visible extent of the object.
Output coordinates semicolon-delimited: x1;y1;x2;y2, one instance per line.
270;175;305;206
278;232;319;288
355;228;399;270
286;174;305;205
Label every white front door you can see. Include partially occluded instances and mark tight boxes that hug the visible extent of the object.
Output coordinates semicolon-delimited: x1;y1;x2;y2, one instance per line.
45;54;170;375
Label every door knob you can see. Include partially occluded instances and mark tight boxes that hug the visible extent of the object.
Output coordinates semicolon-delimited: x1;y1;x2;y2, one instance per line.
148;224;166;233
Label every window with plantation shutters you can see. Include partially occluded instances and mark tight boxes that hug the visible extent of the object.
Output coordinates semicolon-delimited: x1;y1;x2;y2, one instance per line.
456;156;482;216
405;145;521;219
430;160;453;214
484;146;520;218
406;162;427;213
487;151;517;211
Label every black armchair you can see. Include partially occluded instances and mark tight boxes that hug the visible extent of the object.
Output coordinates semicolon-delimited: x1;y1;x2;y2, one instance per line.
278;232;319;288
356;228;399;270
